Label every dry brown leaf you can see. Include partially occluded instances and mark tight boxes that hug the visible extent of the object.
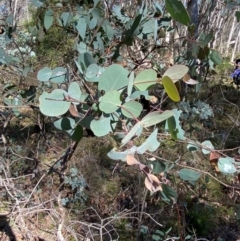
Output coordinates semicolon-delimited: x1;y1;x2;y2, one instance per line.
144;174;162;192
69;103;80;117
126;154;140;165
149;96;158;104
183;74;199;85
185;79;199;85
147;173;160;184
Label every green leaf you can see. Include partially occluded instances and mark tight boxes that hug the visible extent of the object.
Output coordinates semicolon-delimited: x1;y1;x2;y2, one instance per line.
66;125;83;142
39;90;70;117
76;42;87;54
134;69;157;91
37;67;52;82
201;140;214;154
68;82;82;104
76;17;87;39
152;234;161;241
141;110;174;128
121;122;143;145
81;52;96;69
165;0;191;26
167;116;177;140
163;65;188;82
107;147;136;162
187;142;199;152
127;71;134;96
32;0;44;7
50;67;66;83
99;90;121;114
161;183;178;203
89;17;97;29
209;50;222;65
165;109;185;140
198;31;213;47
137;129;160;154
44;9;54;30
61;12;72;27
54;117;75;130
90;115;112;137
179;169;201;182
75;60;83;74
98;64;129;92
162;76;180;102
218;157;236;174
85;63;99;79
235;11;240;22
141;19;155;37
149;160;166;174
126;90;153;101
94;0;101;7
121;101;143;118
102;23;114;40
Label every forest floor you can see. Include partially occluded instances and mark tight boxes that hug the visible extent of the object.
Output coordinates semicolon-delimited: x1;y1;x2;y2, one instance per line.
0;74;240;240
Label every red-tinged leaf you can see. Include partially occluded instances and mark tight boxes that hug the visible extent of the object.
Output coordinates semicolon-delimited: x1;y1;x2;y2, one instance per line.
69;103;80;117
209;151;221;162
126;154;140;165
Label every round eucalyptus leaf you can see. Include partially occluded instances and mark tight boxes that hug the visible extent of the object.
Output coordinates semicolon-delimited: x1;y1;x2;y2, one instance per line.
39;89;70;117
210;50;222;65
98;64;129;92
121;101;143;118
50;67;66;83
163;65;189;83
99;90;121;113
68;82;82;104
218;157;236;174
179;169;201;182
89;17;97;29
37;67;52;82
85;63;99;79
80;93;89;102
134;69;157;91
187;143;199;152
201;140;214;154
90;115;112;137
54;117;75;131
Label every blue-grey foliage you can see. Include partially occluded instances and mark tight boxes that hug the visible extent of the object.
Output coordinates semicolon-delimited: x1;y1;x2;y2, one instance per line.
178;100;214;120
